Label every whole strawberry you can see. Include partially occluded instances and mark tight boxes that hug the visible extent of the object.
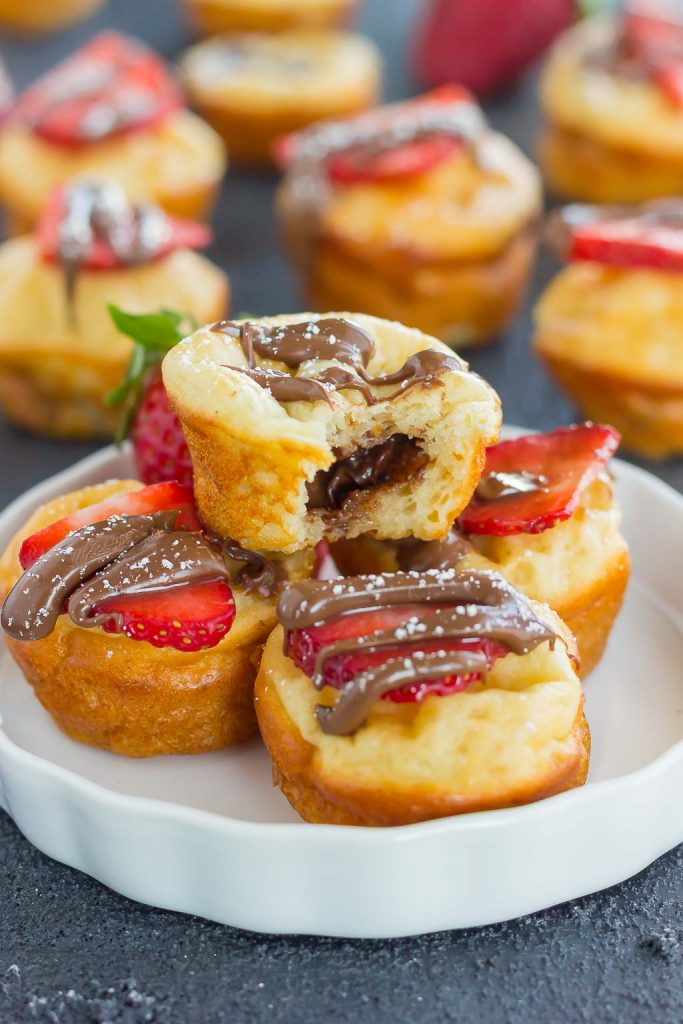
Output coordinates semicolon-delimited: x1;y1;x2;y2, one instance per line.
412;0;576;96
108;306;195;487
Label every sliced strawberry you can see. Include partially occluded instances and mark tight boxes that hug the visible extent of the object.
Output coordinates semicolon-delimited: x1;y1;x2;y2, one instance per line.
273;85;473;177
11;31;184;147
95;577;235;652
327;135;462;185
285;607;506;704
568;212;683;272
655;63;683;107
459;424;620;537
130;371;193;488
37;187;210;272
19;481;199;570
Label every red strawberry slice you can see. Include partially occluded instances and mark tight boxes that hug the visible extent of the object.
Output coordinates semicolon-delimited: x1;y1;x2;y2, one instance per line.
95;577;235;652
37;187;211;271
327;134;462;186
655;63;683;107
273;85;472;178
569;214;683;271
130;371;193;487
459;424;620;537
285;606;506;704
20;481;200;570
11;31;184;147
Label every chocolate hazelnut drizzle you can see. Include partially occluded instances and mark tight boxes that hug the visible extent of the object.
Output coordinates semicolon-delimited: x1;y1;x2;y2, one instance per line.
396;530;475;573
0;512;289;644
546;198;683;263
56;180;172;311
278;569;557;735
474;470;548;502
217;538;287;598
213;317;464;407
0;511;230;642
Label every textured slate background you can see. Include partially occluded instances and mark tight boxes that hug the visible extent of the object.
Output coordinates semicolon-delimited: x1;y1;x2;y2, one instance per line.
0;1;681;1021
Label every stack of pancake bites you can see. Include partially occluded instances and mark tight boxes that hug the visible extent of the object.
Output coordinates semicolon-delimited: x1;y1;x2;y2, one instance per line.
6;0;683;826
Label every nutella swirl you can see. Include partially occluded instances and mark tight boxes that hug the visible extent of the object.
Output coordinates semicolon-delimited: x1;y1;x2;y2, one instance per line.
278;569;557;735
214;317;464;407
217;538;287;598
474;470;548;502
396;530;475;573
56;180;172;306
1;511;230;643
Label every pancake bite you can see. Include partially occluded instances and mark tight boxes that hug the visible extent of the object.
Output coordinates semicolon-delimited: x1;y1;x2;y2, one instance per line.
162;312;501;553
275;86;541;347
255;570;589;825
0;179;228;439
180;31;381;166
540;8;683;202
0;33;226;233
0;479;310;757
535;199;683;458
0;0;104;32
333;425;629;677
182;0;357;36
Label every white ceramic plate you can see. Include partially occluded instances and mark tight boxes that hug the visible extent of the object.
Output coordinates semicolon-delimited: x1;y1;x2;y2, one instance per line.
0;439;681;938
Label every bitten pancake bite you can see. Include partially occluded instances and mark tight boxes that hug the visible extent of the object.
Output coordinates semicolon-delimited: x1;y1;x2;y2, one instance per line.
0;479;309;757
180;31;381;166
275;86;541;347
0;0;103;33
255;570;589;826
535;200;683;458
0;179;228;439
162;313;501;553
0;33;226;233
332;425;629;677
182;0;356;36
540;10;683;202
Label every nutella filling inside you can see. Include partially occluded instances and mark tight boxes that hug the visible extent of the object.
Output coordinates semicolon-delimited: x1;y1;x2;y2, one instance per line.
306;434;427;511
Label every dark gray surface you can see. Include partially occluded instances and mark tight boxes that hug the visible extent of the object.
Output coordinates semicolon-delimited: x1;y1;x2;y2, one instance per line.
0;1;681;1021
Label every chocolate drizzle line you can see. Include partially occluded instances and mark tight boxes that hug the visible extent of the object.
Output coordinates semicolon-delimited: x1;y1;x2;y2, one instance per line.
56;180;172;313
1;511;232;643
217;537;287;598
278;569;557;736
545;198;683;262
213;317;464;406
475;470;548;502
396;530;475;573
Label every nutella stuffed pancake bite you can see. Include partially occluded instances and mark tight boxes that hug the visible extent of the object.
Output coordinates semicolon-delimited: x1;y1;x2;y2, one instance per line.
0;33;226;233
275;87;541;347
0;479;309;758
182;0;357;36
535;199;683;458
180;31;381;167
161;312;501;553
0;179;228;439
333;425;629;678
540;10;683;202
255;569;589;826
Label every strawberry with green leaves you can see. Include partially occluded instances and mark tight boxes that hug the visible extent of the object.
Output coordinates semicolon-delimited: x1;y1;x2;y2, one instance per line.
108;306;195;488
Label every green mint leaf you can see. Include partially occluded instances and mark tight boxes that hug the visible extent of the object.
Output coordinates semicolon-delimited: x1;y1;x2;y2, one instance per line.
107;305;186;352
